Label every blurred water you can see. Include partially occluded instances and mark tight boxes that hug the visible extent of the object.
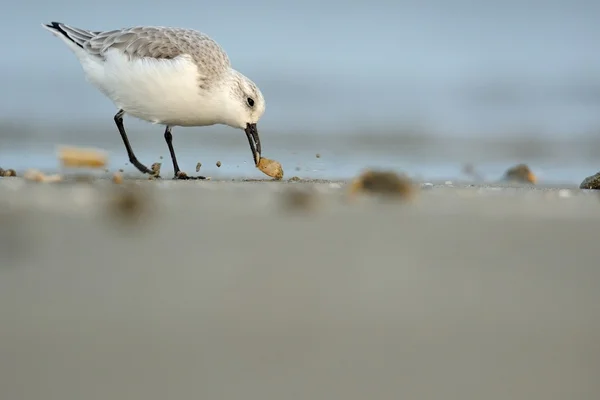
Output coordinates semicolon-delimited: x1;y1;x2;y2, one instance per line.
2;0;600;136
1;1;600;181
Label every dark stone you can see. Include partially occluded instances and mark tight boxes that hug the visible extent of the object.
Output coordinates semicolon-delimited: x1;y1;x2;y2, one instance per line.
579;172;600;189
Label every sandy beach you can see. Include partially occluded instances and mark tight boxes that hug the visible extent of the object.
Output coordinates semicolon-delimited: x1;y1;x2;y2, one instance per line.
0;177;599;399
3;4;599;398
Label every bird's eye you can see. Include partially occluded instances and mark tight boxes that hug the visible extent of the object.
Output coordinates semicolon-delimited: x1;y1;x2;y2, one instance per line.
247;97;254;107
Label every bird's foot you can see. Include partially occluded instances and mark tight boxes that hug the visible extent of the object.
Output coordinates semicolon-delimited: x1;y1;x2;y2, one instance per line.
174;171;206;180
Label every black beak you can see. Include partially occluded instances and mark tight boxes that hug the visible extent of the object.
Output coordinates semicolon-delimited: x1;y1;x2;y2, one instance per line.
244;123;261;166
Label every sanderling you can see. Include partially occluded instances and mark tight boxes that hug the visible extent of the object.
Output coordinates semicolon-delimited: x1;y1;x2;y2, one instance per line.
42;21;265;179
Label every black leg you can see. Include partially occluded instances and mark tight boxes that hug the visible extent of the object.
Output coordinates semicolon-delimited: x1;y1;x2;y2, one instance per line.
164;126;206;180
114;110;154;175
164;126;181;174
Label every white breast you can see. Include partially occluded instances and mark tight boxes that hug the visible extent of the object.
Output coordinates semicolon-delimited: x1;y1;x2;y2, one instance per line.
79;50;222;127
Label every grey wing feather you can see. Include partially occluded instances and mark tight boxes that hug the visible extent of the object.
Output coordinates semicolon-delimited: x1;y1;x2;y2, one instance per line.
45;22;98;48
46;22;232;84
48;23;231;78
85;26;231;78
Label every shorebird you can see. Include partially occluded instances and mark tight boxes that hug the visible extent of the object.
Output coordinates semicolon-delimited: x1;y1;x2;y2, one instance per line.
42;21;265;179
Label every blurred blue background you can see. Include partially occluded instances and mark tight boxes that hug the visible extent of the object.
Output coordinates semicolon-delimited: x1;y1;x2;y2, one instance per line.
1;0;600;182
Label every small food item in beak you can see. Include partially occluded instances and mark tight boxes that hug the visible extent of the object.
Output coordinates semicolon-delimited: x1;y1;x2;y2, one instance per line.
257;157;284;180
58;146;108;169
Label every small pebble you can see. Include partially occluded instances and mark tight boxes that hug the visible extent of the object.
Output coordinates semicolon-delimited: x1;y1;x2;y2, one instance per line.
216;161;221;167
316;153;321;158
348;169;417;200
151;162;162;176
58;146;108;169
504;164;536;184
579;172;600;190
112;172;123;184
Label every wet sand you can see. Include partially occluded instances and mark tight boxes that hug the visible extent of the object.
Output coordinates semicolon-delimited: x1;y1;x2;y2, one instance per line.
0;178;599;399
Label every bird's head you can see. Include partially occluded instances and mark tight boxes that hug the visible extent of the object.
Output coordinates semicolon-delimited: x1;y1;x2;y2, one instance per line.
217;69;265;165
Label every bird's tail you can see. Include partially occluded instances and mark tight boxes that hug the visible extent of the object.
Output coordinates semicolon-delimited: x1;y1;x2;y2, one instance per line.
41;21;99;50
